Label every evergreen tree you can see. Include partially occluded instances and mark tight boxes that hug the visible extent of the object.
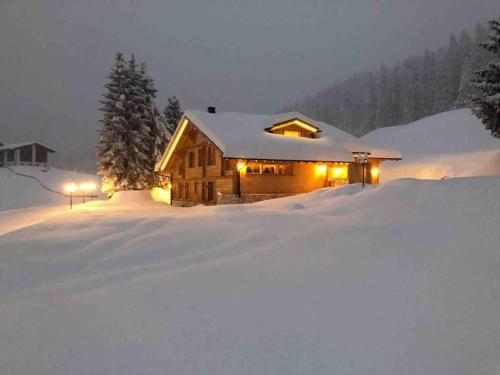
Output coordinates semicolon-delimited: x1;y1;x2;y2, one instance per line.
470;18;500;138
97;52;130;193
164;96;182;135
282;20;495;136
139;63;169;167
97;53;169;194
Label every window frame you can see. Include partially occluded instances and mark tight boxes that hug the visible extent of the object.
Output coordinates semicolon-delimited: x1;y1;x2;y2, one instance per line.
188;151;194;168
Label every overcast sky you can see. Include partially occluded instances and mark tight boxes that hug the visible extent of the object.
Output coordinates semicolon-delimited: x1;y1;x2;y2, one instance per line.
0;0;499;170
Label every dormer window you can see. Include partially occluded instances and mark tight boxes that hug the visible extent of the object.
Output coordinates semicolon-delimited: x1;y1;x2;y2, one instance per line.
284;130;300;137
266;118;321;139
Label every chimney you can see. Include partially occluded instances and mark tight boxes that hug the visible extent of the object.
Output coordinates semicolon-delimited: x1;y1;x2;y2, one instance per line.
207;106;216;114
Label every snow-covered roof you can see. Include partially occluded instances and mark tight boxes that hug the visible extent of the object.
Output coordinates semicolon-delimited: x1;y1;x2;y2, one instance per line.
158;110;400;170
0;142;55;152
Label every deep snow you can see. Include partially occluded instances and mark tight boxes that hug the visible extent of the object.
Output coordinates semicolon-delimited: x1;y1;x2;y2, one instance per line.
361;109;500;181
0;177;499;375
0;166;101;211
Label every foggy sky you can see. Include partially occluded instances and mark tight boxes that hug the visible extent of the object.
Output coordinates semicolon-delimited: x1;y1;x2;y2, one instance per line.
1;0;499;171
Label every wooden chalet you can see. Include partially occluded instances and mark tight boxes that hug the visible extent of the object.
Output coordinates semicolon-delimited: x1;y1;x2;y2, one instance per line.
156;108;401;205
0;142;55;169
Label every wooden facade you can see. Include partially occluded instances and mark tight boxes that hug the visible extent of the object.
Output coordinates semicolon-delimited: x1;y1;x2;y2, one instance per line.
0;143;54;168
160;119;385;206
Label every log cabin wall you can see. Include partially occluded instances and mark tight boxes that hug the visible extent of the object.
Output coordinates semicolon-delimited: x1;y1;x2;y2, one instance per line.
163;120;383;206
239;162;327;195
166;121;235;205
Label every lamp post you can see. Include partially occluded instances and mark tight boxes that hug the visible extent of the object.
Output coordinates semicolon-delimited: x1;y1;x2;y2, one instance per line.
63;182;97;209
353;152;370;188
63;182;77;209
236;161;247;199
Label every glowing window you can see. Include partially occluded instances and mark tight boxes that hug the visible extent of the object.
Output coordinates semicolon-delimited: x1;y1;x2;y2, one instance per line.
330;165;348;179
284;130;300;137
246;163;261;175
262;164;277;175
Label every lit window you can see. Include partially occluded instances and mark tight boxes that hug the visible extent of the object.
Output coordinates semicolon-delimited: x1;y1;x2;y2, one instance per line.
246;163;293;176
329;165;348;179
246;163;261;174
277;164;293;175
262;164;276;174
284;130;300;137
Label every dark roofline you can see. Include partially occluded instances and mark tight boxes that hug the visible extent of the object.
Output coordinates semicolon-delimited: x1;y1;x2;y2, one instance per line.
0;142;55;153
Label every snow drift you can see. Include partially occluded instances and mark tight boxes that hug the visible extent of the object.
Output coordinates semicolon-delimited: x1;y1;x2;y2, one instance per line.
0;176;499;375
0;166;101;211
361;109;500;181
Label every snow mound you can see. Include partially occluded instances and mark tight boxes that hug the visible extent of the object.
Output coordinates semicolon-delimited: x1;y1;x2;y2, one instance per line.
361;109;500;181
362;109;500;154
1;176;499;375
109;190;153;204
0;166;102;211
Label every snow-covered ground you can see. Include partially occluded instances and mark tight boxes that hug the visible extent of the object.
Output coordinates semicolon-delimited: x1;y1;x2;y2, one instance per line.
0;166;102;211
361;109;500;181
1;177;499;375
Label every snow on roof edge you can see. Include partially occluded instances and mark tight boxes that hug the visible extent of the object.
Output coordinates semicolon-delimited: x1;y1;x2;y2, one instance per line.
0;142;56;152
157;110;401;170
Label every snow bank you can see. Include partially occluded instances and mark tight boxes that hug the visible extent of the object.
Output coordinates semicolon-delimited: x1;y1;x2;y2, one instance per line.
109;190;153;204
0;166;102;211
361;109;500;181
362;109;500;154
380;149;500;182
0;176;499;375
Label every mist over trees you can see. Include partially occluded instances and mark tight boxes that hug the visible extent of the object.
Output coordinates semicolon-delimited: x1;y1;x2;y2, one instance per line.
284;22;497;136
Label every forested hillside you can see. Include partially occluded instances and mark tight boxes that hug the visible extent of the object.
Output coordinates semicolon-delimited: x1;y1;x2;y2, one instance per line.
284;23;497;136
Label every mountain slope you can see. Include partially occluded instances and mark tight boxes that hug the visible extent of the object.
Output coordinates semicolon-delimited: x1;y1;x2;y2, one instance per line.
361;109;500;181
362;109;500;154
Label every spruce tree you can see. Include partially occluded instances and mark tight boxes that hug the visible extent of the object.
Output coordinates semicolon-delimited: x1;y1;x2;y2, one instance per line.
470;18;500;138
138;63;169;174
97;53;169;194
164;96;182;135
97;52;130;194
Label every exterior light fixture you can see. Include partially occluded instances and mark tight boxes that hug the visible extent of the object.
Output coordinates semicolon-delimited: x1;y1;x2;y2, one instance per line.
63;182;77;209
237;161;247;172
353;152;370;187
63;181;98;208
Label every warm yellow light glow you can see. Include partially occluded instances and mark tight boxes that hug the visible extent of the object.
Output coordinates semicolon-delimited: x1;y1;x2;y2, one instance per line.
271;120;318;133
159;118;189;171
332;165;348;179
151;186;171;204
237;162;246;171
284;130;300;137
101;179;115;195
63;182;77;193
315;164;327;176
79;182;97;192
371;167;379;178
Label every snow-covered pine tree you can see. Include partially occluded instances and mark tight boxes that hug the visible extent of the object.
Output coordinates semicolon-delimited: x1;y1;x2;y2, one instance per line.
97;52;130;194
113;54;154;190
138;63;169;168
97;53;170;194
164;96;182;136
470;18;500;138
